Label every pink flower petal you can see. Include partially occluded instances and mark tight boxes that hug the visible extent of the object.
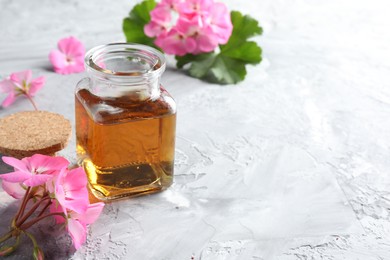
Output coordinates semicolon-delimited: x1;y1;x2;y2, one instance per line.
207;2;233;44
0;79;17;107
0;171;31;183
53;167;66;191
2;156;29;172
158;29;197;56
49;50;67;71
1;93;16;107
2;181;26;199
150;5;172;24
67;219;87;250
62;199;89;214
63;167;87;192
49;201;66;224
144;21;167;38
175;16;200;35
10;70;32;86
63;187;88;200
184;37;197;53
29;154;69;174
195;28;219;53
62;62;85;75
54;167;89;214
28;76;45;96
51;58;85;75
57;36;85;57
23;174;53;187
0;79;14;93
78;202;105;225
178;0;213;15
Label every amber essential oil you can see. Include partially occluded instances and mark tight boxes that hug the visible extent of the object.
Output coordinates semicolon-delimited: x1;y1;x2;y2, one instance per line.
75;88;176;200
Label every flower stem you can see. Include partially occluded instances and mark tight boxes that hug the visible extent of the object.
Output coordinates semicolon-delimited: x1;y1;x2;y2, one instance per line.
16;196;50;227
20;213;65;230
37;199;52;218
14;187;31;222
0;232;12;244
24;231;38;248
0;234;20;256
24;94;39;111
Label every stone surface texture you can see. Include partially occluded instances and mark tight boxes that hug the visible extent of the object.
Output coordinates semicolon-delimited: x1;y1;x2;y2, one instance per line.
1;0;390;259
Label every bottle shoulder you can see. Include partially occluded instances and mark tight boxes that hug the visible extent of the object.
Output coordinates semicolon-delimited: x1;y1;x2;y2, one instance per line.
75;86;176;125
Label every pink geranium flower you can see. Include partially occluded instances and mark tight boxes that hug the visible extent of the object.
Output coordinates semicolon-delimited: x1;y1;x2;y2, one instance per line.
49;167;89;214
49;36;85;75
0;155;69;187
0;154;105;257
0;70;45;108
48;165;104;249
156;18;198;55
144;0;232;56
144;0;179;37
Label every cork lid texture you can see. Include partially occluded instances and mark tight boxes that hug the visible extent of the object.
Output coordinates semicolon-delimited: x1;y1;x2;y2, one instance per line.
0;111;71;158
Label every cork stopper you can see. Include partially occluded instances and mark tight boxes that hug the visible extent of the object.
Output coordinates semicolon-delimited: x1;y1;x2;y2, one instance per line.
0;111;72;159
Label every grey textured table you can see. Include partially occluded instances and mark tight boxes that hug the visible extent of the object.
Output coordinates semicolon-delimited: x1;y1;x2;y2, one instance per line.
1;0;390;259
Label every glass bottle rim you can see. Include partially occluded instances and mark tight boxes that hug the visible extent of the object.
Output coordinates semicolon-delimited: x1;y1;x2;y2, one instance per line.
85;43;166;79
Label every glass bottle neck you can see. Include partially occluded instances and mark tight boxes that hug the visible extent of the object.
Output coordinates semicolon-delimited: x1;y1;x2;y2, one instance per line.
87;71;161;101
83;43;166;101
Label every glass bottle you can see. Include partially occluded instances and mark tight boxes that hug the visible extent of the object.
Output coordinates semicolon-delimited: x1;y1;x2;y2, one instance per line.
75;43;176;201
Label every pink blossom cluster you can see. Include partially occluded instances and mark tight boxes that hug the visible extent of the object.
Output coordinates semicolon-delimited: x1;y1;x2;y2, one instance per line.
0;154;104;250
144;0;233;56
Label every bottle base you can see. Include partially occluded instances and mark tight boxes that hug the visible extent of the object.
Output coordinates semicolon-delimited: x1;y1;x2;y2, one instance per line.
89;182;168;201
82;158;173;201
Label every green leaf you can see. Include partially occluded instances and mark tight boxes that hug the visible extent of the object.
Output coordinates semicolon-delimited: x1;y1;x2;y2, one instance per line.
187;55;248;85
122;0;157;47
176;11;263;84
187;54;216;78
221;11;263;52
175;53;214;69
222;41;262;64
208;56;247;84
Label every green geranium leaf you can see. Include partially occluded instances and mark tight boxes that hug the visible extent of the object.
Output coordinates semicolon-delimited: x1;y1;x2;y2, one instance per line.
175;53;214;69
176;11;263;85
222;41;262;64
221;11;263;51
123;0;156;47
187;54;248;84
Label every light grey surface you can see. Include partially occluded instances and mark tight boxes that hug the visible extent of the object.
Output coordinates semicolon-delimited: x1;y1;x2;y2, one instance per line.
1;0;390;259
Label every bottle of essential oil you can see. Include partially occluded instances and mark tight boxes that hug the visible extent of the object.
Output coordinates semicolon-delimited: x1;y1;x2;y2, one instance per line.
75;43;176;201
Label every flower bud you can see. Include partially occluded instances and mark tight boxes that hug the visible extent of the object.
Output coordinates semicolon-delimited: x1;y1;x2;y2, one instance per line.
33;246;45;260
0;245;15;256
